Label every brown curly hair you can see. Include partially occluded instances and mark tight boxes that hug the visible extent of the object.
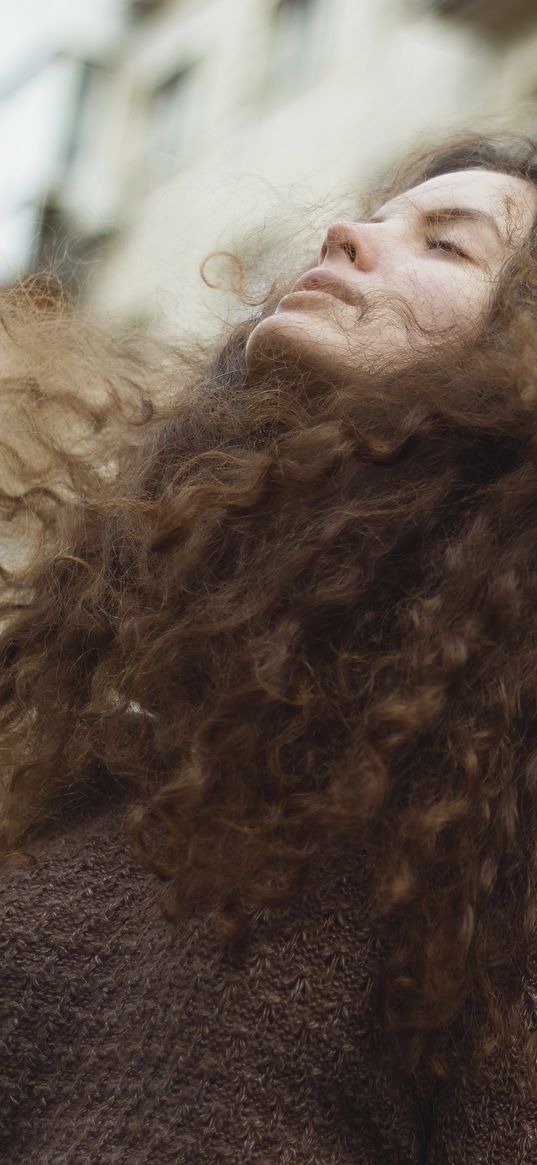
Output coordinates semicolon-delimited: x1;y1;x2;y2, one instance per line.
1;125;537;1101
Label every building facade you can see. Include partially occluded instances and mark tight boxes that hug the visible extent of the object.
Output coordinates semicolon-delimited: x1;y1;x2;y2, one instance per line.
2;0;537;340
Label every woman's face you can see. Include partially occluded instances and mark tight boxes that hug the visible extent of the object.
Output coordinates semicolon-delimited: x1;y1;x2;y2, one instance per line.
245;168;537;376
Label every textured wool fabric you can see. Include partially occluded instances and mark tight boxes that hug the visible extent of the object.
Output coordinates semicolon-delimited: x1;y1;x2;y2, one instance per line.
1;797;536;1165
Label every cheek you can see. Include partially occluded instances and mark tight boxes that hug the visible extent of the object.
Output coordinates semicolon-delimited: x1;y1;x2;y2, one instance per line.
413;270;484;328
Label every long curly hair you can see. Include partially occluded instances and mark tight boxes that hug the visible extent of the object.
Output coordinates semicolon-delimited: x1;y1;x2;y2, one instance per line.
1;125;537;1100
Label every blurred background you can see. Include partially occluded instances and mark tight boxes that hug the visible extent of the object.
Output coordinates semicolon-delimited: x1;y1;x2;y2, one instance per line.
1;0;537;343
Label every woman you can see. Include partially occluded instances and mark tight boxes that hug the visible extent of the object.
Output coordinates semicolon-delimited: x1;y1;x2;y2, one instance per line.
1;127;537;1163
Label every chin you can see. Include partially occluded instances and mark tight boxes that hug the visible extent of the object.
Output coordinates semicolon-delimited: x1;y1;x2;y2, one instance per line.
245;310;333;374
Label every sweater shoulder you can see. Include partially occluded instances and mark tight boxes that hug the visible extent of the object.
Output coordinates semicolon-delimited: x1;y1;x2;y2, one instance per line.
0;799;159;953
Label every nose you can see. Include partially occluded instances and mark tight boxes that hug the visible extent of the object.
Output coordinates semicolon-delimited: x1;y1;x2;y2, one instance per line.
320;220;376;273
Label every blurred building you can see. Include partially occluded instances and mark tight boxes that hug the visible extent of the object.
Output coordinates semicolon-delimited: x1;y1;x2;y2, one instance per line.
0;0;124;287
1;0;537;340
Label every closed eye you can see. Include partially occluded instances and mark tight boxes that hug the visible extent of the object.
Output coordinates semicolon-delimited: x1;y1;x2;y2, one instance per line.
425;236;471;261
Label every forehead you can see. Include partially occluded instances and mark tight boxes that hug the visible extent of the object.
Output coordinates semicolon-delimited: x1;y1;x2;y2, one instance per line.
382;168;537;239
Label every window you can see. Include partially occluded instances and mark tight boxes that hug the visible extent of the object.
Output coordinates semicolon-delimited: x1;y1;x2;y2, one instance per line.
425;0;535;32
33;199;115;294
127;0;171;21
149;63;198;174
63;61;108;176
269;0;327;93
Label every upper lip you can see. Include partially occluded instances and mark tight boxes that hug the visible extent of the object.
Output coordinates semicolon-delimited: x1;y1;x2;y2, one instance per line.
292;267;359;307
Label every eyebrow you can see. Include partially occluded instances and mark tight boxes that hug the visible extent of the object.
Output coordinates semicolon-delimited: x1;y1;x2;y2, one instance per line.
370;205;508;248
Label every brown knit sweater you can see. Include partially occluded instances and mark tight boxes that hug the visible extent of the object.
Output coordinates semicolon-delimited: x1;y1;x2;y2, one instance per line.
1;798;536;1164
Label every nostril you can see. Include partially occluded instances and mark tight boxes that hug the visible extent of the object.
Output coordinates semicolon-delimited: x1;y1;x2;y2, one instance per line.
321;221;375;273
319;239;356;264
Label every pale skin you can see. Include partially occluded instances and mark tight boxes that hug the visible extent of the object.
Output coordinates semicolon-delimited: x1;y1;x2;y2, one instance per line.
245;169;537;376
